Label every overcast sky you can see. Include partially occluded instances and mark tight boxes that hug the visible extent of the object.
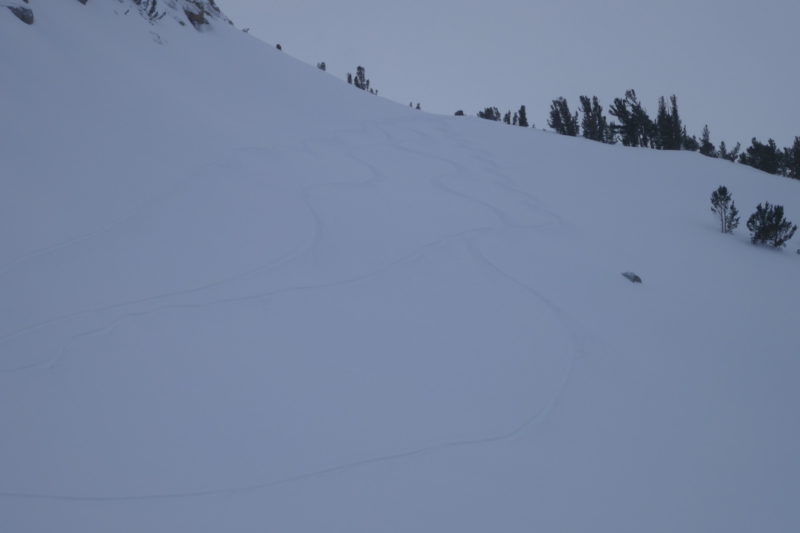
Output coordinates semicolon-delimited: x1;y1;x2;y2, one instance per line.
220;0;799;148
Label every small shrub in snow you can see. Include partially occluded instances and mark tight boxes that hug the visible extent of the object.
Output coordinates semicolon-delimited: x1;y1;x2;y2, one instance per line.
710;186;739;233
746;202;797;248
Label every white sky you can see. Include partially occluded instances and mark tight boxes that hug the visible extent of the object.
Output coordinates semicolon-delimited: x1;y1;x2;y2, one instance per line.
220;0;799;148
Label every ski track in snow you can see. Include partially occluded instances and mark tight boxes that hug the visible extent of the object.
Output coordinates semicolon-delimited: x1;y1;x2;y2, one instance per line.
1;126;555;368
0;158;220;279
4;9;800;530
0;122;588;503
0;133;385;347
0;235;583;503
0;198;315;350
1;224;496;374
376;121;570;228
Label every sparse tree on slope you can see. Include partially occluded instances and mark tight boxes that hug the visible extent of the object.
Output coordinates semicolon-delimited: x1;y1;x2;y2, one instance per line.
739;138;782;175
548;97;579;136
654;95;683;150
517;105;529;127
782;137;800;179
669;95;684;150
477;107;501;121
699;125;716;157
609;90;654;147
353;66;369;91
579;95;613;143
718;141;741;162
710;186;739;233
681;127;699;152
746;202;797;247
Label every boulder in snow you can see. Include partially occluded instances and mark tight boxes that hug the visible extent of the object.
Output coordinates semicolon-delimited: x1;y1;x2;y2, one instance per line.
621;271;642;283
6;0;34;25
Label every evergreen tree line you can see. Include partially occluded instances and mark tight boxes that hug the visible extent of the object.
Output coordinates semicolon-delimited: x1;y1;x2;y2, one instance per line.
333;67;799;181
472;90;800;180
476;105;530;127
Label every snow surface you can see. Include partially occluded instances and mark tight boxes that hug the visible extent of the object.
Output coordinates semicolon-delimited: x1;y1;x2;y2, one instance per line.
1;1;799;531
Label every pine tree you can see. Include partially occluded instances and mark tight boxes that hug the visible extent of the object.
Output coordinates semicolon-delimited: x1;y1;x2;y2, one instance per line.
503;111;511;124
548;99;566;134
477;107;501;121
655;96;671;149
579;95;611;143
353;66;369;91
739;138;782;174
517;105;529;127
746;202;797;247
634;98;656;148
710;186;739;233
669;95;683;150
548;97;579;136
347;73;353;84
699;125;716;157
608;95;632;145
681;127;699;151
609;90;653;147
783;137;800;179
718;141;740;162
654;95;683;150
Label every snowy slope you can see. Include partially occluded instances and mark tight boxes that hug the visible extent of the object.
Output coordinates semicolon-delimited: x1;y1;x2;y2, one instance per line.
1;1;799;532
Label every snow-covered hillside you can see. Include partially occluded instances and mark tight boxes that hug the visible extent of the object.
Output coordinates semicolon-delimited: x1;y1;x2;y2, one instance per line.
1;1;799;532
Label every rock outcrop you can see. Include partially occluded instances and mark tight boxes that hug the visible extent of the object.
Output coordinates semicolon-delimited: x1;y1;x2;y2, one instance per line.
130;0;231;28
4;0;232;29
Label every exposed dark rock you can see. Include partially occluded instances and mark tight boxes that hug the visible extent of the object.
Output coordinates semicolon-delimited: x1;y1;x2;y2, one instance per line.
183;6;206;28
621;272;642;283
5;0;232;30
7;5;34;24
131;0;161;21
128;0;230;28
